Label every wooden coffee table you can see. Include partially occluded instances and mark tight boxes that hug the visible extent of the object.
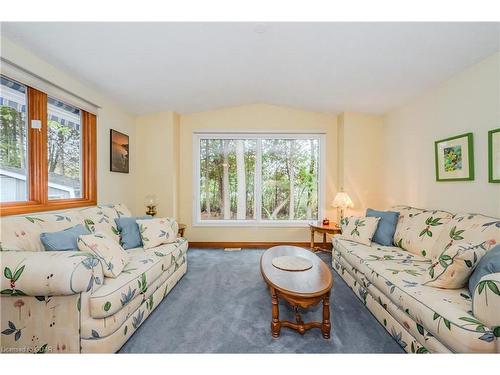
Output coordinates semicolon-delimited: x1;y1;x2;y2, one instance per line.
260;246;333;338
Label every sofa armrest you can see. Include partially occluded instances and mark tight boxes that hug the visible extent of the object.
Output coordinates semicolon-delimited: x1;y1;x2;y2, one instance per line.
1;250;103;297
473;272;500;330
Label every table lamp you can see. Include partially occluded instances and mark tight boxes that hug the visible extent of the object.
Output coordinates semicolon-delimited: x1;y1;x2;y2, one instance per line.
145;194;158;216
332;191;353;221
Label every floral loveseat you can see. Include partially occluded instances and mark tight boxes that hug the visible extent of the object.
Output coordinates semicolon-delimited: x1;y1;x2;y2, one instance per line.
332;206;500;353
0;204;188;353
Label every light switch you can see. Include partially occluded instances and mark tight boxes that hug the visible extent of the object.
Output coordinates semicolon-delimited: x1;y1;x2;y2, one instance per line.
31;120;42;129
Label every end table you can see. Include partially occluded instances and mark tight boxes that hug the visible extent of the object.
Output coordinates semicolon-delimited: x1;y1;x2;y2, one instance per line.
309;222;341;253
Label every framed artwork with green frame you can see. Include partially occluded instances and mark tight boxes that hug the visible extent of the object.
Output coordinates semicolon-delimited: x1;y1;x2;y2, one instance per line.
489;128;500;183
434;132;474;181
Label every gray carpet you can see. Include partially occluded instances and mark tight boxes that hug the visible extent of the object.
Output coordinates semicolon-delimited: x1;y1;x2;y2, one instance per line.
119;249;404;353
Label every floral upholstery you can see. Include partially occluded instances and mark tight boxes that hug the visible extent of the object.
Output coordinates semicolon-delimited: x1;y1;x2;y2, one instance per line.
472;272;500;330
137;218;177;250
333;232;500;353
0;204;188;353
77;232;129;278
423;242;492;289
393;206;453;258
1;250;103;296
89;238;187;318
339;216;380;246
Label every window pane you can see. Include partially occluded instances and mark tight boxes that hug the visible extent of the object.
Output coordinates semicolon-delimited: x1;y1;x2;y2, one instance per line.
0;76;28;202
261;138;319;220
200;139;256;220
47;97;82;199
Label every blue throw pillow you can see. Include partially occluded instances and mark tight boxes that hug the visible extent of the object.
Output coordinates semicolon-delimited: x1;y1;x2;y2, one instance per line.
40;224;90;251
115;215;152;249
366;208;400;246
469;244;500;297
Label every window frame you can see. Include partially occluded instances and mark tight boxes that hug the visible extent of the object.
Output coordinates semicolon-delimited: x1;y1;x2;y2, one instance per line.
192;131;325;227
0;77;97;216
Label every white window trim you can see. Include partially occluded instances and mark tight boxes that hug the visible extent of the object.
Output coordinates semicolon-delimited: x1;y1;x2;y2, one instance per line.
192;131;326;227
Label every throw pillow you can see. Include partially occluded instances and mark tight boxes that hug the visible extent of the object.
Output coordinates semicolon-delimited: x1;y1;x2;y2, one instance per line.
40;224;90;251
339;216;380;246
366;208;399;246
136;217;177;250
115;215;152;249
423;241;496;289
77;232;129;278
468;244;500;296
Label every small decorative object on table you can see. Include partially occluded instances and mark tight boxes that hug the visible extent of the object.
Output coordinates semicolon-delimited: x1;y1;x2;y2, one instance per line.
144;194;158;216
178;224;186;237
322;218;330;225
309;221;341;253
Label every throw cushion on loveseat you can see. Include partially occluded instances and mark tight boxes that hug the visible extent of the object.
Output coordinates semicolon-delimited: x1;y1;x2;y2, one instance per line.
115;215;152;249
366;208;399;246
423;241;493;289
339;216;380;246
393;206;452;258
468;244;500;296
40;224;90;251
77;232;129;278
136;218;177;250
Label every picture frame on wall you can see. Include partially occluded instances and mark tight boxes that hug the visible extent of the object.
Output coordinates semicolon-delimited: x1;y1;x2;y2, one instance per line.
434;132;474;182
110;129;130;173
489;128;500;183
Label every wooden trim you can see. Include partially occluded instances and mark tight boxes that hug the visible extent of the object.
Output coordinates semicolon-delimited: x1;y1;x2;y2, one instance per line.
188;241;332;250
0;92;97;216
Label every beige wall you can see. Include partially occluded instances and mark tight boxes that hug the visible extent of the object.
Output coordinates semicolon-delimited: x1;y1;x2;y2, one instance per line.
338;112;385;216
135;112;179;217
381;52;500;217
177;104;338;242
1;36;138;211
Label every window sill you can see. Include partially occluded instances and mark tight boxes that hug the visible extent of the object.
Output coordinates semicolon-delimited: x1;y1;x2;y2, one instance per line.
192;221;316;228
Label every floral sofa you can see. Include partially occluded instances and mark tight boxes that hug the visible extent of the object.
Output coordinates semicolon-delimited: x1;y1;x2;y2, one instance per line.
332;206;500;353
0;204;188;353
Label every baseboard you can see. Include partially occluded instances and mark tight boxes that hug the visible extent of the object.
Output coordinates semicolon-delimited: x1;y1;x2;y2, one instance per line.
188;241;333;250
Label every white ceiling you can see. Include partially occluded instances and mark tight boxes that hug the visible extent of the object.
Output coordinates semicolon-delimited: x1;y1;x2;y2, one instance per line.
1;22;499;115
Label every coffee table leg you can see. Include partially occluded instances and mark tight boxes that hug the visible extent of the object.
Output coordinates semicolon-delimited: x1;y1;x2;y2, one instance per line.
322;293;331;339
271;287;281;338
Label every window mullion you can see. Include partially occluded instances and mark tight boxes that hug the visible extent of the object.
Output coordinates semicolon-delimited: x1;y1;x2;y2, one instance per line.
255;139;262;224
27;87;48;204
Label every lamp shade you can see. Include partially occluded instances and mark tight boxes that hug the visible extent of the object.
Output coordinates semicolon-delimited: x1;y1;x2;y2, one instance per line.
331;192;354;209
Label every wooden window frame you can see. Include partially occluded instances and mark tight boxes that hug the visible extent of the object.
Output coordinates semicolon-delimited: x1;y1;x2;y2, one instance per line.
0;86;97;216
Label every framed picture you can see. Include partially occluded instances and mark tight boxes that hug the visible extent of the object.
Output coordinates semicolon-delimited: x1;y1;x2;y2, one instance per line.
434;132;474;181
110;129;129;173
489;128;500;183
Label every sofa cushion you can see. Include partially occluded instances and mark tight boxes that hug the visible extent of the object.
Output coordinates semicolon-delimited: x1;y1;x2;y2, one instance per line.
423;242;493;289
40;224;90;251
79;205;129;243
136;218;177;250
88;237;188;318
333;237;498;353
0;212;83;252
393;206;452;258
366;208;399;246
339;216;380;246
115;215;152;249
78;232;129;278
469;244;500;296
429;213;500;260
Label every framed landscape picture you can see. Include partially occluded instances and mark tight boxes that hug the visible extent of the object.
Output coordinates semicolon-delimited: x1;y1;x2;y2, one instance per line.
110;129;129;173
489;128;500;183
434;132;474;181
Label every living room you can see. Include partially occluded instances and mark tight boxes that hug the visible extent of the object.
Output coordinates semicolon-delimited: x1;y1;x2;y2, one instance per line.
1;0;500;373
